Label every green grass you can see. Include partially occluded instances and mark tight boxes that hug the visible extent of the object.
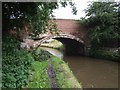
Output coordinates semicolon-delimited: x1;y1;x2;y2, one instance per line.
26;61;51;88
51;56;82;88
26;47;82;88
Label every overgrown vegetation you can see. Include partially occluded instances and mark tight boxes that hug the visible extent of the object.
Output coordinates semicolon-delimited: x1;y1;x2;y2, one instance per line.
2;2;78;88
32;48;50;62
2;35;53;88
2;1;80;88
81;2;120;47
89;48;120;61
2;35;82;88
2;36;34;88
80;2;120;60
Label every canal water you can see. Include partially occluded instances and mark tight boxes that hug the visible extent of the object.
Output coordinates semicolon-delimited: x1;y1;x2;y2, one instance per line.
40;47;118;88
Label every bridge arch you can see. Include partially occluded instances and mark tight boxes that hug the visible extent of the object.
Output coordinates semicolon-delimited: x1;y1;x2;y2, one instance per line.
39;34;85;55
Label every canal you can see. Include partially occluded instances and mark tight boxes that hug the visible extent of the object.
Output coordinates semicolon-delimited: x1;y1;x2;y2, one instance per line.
40;47;118;88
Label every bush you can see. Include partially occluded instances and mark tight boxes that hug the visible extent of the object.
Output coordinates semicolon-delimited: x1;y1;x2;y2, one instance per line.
2;36;34;88
89;48;120;61
32;48;50;62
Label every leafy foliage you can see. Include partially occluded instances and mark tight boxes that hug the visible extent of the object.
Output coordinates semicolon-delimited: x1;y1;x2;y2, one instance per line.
60;1;77;15
2;36;34;88
2;2;58;36
32;48;50;62
80;2;120;48
89;49;120;61
2;2;77;36
2;2;78;88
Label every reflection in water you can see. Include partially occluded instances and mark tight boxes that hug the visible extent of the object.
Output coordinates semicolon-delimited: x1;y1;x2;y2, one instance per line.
40;47;118;88
40;47;63;59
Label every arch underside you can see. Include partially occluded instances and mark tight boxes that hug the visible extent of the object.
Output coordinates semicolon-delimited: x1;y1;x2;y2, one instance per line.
53;37;85;55
38;34;85;55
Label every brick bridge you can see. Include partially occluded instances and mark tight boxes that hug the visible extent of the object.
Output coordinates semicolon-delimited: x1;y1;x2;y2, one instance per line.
34;33;85;55
31;19;89;55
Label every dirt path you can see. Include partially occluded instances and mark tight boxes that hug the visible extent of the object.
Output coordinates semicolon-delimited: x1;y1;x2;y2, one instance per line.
47;57;59;89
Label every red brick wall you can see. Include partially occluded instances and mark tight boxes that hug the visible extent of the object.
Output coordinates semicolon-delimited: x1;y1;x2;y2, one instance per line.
54;19;87;40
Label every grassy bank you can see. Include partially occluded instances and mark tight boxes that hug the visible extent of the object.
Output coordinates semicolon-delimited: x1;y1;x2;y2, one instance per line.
26;61;51;88
51;56;82;88
26;49;82;88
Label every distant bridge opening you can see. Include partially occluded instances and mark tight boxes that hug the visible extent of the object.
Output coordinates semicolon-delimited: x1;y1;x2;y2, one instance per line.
53;38;84;55
39;34;85;55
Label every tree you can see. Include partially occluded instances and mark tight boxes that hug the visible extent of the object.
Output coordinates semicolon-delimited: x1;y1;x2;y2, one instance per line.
80;2;120;48
2;2;77;37
2;2;58;36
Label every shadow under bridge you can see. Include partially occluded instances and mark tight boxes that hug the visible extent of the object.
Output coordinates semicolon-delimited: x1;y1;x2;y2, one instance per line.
41;34;85;56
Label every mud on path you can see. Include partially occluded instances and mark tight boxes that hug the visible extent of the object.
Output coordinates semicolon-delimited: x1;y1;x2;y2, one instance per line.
47;57;59;89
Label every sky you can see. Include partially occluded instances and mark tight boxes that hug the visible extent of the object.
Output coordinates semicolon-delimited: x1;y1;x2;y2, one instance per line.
53;0;91;20
53;0;120;20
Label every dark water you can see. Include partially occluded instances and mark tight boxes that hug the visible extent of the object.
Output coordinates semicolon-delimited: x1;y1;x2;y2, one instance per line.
63;56;118;88
40;47;118;88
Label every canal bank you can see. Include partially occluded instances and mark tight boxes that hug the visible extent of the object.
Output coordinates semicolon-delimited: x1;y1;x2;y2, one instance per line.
40;47;118;88
27;48;82;88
